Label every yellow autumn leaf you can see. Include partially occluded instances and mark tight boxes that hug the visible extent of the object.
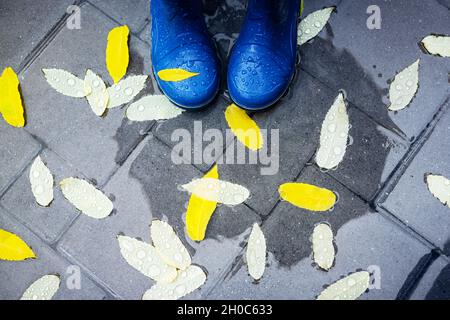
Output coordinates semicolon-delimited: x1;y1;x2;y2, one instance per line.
279;183;336;212
106;25;130;84
0;229;36;261
185;165;219;241
0;67;25;127
225;104;263;151
157;69;199;82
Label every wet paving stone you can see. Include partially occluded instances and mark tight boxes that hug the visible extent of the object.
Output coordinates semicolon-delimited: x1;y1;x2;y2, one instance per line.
207;166;429;299
19;3;154;186
300;0;450;142
89;0;150;33
0;123;41;195
58;136;260;299
0;210;108;300
0;0;74;71
0;149;84;245
379;105;450;255
410;255;450;300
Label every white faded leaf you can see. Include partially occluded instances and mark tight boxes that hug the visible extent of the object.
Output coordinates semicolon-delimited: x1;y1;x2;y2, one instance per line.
298;7;335;45
426;174;450;208
421;35;450;58
29;156;54;207
312;223;335;271
21;275;60;300
43;69;89;98
84;70;109;116
316;92;349;170
246;223;266;281
142;265;206;300
118;235;178;283
182;178;250;206
388;59;420;111
107;75;148;109
60;178;113;219
151;220;191;270
317;271;370;300
126;95;184;122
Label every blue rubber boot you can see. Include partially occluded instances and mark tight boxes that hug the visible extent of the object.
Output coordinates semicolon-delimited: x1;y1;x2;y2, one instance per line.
227;0;301;111
151;0;220;109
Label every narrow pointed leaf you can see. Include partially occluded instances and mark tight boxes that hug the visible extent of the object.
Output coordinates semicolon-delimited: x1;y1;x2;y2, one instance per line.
60;178;113;219
317;271;370;300
246;223;266;281
388;59;420;111
21;275;60;300
107;75;148;109
421;35;450;57
126;95;184;122
316;92;349;170
142;265;206;300
84;70;109;116
157;69;199;82
106;25;130;84
118;235;177;283
43;69;89;98
29;156;54;207
185;165;219;242
225;103;263;151
182;177;250;206
0;229;36;261
312;223;335;270
279;183;336;212
426;174;450;208
151;220;191;270
0;67;25;127
298;7;335;45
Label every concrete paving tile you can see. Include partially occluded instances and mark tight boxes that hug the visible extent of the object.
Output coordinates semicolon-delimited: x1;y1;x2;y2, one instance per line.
19;3;154;186
57;136;260;299
0;123;41;195
0;0;75;70
207;166;429;300
379;106;450;255
153;96;233;172
410;255;450;300
0;149;84;245
0;210;107;300
300;0;450;141
325;106;408;201
88;0;150;33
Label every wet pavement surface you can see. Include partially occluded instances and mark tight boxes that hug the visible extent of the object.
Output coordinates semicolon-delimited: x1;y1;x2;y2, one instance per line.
0;0;449;300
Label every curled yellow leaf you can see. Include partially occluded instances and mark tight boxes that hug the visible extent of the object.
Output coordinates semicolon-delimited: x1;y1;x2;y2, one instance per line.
0;67;25;127
0;229;36;261
225;103;263;151
157;68;199;82
185;165;219;242
106;25;130;84
279;183;336;212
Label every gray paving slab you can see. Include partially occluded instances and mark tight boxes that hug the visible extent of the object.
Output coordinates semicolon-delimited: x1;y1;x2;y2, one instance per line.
436;0;450;9
0;123;41;195
58;136;260;299
0;149;84;245
325;105;408;201
0;209;107;300
88;0;150;33
379;105;450;255
410;255;450;300
0;0;75;71
19;3;154;186
153;96;233;172
300;0;450;141
207;166;429;300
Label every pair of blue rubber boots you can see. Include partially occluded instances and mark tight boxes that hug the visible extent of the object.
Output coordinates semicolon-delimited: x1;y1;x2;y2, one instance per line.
151;0;301;111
